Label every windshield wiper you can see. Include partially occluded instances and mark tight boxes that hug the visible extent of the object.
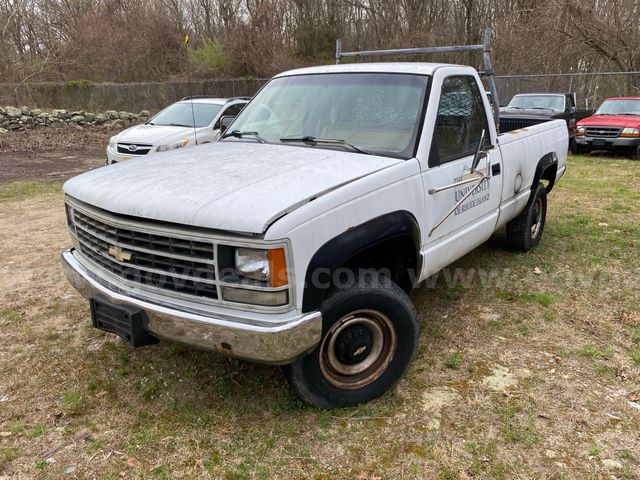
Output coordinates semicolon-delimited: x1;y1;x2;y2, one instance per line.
280;136;372;154
619;112;640;115
145;121;155;125
222;129;267;143
506;106;524;110
168;123;192;127
530;107;555;111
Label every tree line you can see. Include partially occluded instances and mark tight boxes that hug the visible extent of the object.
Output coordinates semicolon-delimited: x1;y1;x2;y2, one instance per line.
1;0;638;92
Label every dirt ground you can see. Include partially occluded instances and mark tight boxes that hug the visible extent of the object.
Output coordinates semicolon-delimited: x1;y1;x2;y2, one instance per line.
0;126;112;182
0;140;639;479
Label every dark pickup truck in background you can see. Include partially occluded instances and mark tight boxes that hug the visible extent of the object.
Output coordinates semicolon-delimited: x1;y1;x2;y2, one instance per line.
499;93;592;153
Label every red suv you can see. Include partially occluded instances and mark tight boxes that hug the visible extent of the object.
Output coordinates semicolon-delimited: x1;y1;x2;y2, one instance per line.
575;97;640;159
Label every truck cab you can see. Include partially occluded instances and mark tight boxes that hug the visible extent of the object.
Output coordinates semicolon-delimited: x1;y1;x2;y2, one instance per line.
61;46;567;408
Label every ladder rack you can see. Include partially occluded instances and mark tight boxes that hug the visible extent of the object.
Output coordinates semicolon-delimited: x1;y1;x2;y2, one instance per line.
336;28;500;127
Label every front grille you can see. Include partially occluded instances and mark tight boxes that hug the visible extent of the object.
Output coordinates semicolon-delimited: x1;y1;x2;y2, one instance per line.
585;126;621;138
73;208;219;300
117;143;153;155
499;117;548;133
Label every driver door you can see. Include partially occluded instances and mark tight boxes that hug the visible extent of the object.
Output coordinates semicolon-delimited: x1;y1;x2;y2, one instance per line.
421;75;503;277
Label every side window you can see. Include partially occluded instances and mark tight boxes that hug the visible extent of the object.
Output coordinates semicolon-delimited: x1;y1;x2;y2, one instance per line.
566;95;574;110
430;76;489;166
215;103;245;128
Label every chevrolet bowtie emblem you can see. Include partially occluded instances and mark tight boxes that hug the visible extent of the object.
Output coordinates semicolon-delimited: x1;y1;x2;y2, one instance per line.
108;246;133;262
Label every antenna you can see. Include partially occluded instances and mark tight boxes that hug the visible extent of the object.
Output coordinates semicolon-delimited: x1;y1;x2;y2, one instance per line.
183;34;198;145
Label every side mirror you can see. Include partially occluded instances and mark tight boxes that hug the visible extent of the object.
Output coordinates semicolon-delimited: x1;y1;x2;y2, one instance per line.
219;115;235;134
471;129;486;173
570;106;577;114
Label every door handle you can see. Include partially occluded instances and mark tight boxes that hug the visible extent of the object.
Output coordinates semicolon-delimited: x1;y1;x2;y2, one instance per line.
492;163;501;176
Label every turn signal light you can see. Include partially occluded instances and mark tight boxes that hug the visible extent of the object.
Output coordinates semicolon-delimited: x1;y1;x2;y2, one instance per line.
268;248;288;287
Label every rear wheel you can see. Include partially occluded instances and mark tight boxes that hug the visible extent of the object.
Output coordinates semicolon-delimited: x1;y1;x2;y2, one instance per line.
283;272;418;408
627;145;640;160
506;182;547;252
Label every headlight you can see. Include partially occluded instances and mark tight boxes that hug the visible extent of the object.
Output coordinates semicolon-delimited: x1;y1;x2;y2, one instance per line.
620;127;640;138
234;247;288;286
576;125;585;136
108;137;116;148
235;248;269;282
157;139;189;152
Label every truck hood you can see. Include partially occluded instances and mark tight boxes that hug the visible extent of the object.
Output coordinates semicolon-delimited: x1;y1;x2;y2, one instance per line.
577;114;640;128
115;124;205;146
64;141;400;234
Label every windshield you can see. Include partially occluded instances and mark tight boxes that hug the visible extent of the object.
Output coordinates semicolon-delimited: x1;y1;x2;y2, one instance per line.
507;95;565;112
223;73;430;158
150;102;223;127
596;99;640;115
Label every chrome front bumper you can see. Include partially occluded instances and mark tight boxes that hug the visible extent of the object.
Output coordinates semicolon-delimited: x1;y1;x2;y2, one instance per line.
61;248;322;364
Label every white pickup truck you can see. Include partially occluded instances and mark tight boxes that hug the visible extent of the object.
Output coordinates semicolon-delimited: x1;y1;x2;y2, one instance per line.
61;59;567;408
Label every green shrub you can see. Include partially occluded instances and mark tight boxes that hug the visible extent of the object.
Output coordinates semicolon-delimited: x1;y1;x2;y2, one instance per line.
189;39;226;75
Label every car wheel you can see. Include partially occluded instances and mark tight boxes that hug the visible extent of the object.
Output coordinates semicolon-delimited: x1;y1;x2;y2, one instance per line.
569;137;578;154
628;145;640;160
282;272;419;408
506;182;547;252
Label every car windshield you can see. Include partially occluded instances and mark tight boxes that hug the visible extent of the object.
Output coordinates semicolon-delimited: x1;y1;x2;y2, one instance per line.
222;73;430;159
150;102;223;127
596;99;640;115
507;95;565;112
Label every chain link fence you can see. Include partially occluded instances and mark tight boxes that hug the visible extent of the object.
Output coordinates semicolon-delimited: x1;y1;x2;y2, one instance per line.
0;78;269;112
493;72;640;109
2;72;639;113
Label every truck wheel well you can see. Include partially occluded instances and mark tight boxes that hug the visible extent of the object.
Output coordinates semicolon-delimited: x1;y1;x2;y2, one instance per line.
533;153;558;193
342;235;418;293
301;211;420;313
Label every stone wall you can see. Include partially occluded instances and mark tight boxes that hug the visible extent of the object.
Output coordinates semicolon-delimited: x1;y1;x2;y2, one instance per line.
0;106;149;134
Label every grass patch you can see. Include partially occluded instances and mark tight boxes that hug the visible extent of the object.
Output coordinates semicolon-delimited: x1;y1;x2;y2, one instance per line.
520;293;557;306
495;290;557;306
577;346;612;360
0;181;62;202
62;390;87;415
500;404;540;447
628;348;640;365
444;352;463;369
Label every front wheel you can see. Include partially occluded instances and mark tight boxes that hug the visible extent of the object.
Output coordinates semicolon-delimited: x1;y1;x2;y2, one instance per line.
282;272;419;408
627;145;640;160
506;182;547;252
569;137;578;154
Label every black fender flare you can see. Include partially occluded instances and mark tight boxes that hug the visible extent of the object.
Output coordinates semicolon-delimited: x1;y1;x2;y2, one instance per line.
532;152;559;193
301;211;421;312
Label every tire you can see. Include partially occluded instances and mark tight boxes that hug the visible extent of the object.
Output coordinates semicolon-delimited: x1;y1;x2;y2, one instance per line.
282;272;419;408
506;182;547;252
575;144;588;156
569;137;578;155
628;145;640;160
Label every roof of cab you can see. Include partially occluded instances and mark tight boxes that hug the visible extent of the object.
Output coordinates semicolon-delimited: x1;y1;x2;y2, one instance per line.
178;97;228;105
274;62;464;78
